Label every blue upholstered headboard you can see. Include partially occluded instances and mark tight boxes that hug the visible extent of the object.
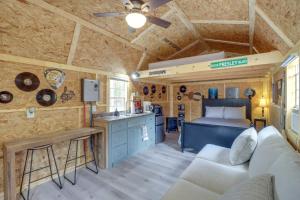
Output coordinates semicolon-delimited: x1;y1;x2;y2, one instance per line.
202;98;252;121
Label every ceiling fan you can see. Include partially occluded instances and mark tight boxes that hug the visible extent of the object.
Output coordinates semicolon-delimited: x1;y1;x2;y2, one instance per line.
93;0;173;31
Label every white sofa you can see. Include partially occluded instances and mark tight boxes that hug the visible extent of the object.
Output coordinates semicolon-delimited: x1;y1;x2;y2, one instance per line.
162;126;300;200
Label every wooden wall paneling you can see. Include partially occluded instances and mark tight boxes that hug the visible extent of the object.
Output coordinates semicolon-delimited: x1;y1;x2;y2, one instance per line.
257;0;300;44
196;24;249;43
174;0;249;21
0;0;75;63
254;14;290;55
73;27;142;74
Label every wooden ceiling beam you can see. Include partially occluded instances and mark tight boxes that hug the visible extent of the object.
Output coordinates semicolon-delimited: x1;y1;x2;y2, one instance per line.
160;65;272;79
26;0;153;55
137;51;283;79
67;23;81;65
190;19;249;25
165;39;201;60
204;38;249;46
255;5;295;48
249;0;256;54
0;53;128;79
136;51;147;71
167;1;208;49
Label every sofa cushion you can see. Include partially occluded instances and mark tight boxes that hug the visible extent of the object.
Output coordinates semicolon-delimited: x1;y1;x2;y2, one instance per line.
197;144;249;171
180;158;248;194
218;174;273;200
161;179;220;200
229;127;257;165
268;150;300;200
249;130;290;177
256;126;282;146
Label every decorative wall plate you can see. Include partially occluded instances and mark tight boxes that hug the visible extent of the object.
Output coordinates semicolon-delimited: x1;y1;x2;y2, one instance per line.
162;86;166;94
15;72;40;92
36;89;57;106
0;91;13;104
151;85;156;94
60;86;75;103
44;68;65;90
244;88;256;99
143;86;149;95
180;85;187;93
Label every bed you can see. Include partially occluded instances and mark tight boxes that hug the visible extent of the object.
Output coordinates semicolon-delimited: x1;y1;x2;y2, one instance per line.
181;98;252;153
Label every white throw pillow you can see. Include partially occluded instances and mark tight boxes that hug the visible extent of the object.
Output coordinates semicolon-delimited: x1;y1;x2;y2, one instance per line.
230;127;257;165
224;106;246;119
205;106;224;118
218;174;273;200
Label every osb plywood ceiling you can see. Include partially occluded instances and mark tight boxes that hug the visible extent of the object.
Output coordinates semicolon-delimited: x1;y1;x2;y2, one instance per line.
0;0;299;74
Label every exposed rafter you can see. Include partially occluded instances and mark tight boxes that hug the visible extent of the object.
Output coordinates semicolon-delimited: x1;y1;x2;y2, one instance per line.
255;5;295;48
190;19;249;25
249;0;256;54
204;38;249;46
136;51;147;71
165;39;201;60
167;1;199;38
67;23;81;65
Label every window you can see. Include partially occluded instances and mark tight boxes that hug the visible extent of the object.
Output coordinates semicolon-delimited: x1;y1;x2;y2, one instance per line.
109;78;128;112
286;56;299;134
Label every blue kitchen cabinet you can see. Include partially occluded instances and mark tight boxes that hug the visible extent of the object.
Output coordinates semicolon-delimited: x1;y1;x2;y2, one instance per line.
107;114;155;168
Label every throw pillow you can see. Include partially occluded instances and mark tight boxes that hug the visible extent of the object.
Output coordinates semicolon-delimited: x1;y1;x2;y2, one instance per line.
230;127;257;165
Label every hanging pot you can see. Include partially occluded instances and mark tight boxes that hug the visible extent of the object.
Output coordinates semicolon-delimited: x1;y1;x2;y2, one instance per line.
177;95;182;100
151;85;156;94
143;86;149;95
162;86;166;94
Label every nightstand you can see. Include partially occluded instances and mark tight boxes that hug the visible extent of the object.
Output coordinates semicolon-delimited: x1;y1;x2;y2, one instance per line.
254;118;267;129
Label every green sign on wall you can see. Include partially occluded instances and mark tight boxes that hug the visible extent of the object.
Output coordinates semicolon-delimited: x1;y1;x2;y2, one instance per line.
209;57;248;69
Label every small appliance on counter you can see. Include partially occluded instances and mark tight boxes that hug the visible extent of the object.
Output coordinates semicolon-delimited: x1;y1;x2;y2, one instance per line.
178;103;185;127
151;104;164;144
130;92;143;114
143;101;152;112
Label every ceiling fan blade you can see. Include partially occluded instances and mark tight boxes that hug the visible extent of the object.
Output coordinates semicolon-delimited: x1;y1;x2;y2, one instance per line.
93;12;126;17
147;16;171;28
128;26;137;33
147;0;172;10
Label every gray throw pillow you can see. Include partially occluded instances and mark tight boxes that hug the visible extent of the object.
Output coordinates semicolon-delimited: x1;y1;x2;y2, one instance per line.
230;127;257;165
219;174;273;200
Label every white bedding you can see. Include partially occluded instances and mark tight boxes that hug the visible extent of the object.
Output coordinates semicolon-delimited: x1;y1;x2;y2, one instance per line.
192;117;251;128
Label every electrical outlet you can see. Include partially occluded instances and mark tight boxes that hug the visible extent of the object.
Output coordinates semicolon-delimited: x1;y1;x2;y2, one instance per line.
26;107;36;119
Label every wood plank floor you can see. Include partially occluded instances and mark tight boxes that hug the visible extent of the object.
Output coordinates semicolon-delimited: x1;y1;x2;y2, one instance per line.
23;133;195;200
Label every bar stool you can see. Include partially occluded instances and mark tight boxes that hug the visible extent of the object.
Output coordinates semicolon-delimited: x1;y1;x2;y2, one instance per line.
63;135;98;185
20;144;63;200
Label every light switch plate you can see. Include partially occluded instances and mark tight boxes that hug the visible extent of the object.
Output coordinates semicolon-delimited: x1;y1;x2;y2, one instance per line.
92;105;97;113
26;107;36;119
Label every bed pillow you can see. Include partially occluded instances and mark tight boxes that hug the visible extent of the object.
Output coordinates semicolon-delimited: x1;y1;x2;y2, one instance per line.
224;106;246;119
230;127;257;165
218;174;273;200
205;106;224;118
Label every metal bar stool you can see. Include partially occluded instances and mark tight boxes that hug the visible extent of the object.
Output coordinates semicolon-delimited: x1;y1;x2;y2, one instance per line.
20;144;63;200
63;135;98;185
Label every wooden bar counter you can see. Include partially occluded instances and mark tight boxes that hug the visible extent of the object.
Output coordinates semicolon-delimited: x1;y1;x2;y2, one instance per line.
3;127;104;200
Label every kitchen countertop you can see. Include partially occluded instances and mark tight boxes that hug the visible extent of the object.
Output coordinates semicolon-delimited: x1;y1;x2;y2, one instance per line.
93;112;154;122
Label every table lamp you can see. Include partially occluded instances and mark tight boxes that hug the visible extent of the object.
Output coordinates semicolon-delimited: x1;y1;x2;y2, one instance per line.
259;96;267;118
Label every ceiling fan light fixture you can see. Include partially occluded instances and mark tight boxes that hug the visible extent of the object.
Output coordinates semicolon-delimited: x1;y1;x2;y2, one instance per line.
125;12;147;29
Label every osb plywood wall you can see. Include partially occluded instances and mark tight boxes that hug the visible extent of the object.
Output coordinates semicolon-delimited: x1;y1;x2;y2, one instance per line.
172;79;269;122
0;62;107;193
131;82;169;116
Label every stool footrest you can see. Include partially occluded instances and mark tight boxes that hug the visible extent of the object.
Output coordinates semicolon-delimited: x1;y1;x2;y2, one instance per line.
24;165;50;174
